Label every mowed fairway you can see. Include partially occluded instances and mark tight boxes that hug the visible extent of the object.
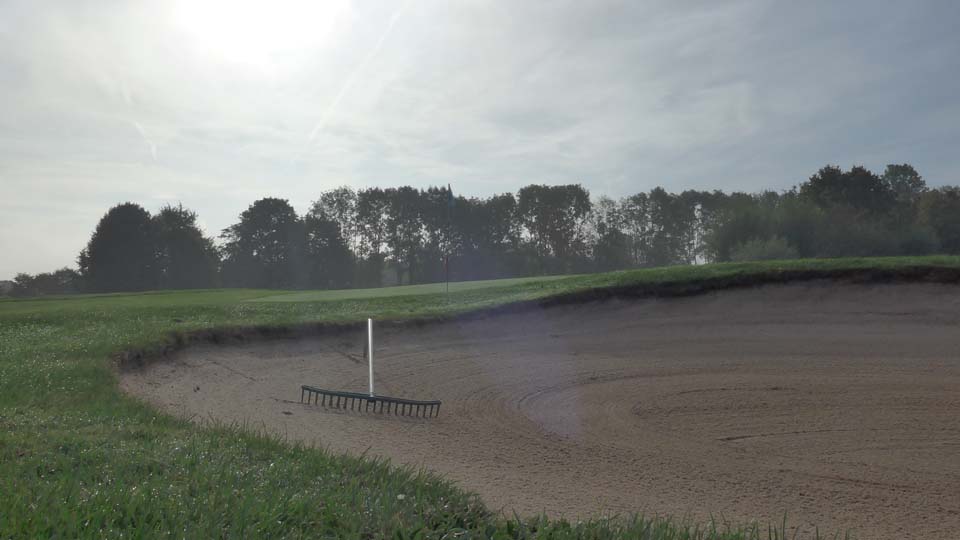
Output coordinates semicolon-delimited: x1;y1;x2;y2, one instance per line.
123;281;960;539
4;257;960;539
249;275;576;303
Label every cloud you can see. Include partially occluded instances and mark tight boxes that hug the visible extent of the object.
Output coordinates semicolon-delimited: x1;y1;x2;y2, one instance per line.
1;0;958;277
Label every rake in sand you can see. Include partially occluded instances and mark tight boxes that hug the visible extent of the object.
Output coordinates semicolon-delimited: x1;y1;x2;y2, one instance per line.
300;319;442;418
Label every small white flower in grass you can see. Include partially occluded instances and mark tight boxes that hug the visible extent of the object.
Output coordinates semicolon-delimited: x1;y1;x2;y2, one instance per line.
396;494;405;501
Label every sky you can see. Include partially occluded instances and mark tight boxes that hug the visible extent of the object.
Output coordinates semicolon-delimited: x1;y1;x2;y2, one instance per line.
1;0;958;278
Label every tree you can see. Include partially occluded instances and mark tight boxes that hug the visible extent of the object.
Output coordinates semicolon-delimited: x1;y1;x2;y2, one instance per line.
590;196;631;271
80;202;159;292
154;204;219;289
646;188;697;266
311;187;358;253
303;206;354;289
919;187;960;254
729;236;798;262
883;164;927;227
220;198;306;288
355;188;390;286
10;268;82;297
800;165;895;216
517;184;591;272
620;193;651;267
883;164;927;203
703;192;775;263
418;186;457;283
384;186;424;284
457;193;521;278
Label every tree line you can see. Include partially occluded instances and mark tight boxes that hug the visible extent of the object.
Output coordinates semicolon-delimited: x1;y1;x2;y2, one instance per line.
7;163;960;297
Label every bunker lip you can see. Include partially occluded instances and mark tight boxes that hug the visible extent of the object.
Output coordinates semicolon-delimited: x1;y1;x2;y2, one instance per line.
114;264;960;372
120;280;960;540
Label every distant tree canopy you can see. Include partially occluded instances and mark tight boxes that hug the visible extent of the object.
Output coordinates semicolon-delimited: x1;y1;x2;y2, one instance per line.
79;203;159;292
220;198;306;289
155;204;219;290
73;202;218;294
9;268;81;297
9;162;960;296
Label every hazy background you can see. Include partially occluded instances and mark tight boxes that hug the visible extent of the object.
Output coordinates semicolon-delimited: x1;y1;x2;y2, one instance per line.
1;0;958;277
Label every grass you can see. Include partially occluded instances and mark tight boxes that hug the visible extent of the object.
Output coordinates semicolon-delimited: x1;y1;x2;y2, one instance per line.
3;256;957;538
250;274;577;303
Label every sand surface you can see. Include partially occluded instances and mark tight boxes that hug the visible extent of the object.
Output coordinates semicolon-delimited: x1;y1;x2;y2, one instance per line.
121;282;960;539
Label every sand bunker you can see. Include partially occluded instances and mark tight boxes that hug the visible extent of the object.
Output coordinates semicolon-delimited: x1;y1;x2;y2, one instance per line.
122;282;960;539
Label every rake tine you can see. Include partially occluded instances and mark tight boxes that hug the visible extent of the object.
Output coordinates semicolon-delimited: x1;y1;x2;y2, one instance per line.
300;386;440;418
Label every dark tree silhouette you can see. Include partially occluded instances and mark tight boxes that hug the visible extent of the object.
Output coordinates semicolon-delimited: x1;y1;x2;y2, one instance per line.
312;187;358;253
13;161;953;298
220;198;306;289
154;204;219;289
355;188;390;286
304;206;354;289
800;165;895;216
79;202;159;292
919;187;960;254
517;184;591;272
384;186;424;284
10;268;81;297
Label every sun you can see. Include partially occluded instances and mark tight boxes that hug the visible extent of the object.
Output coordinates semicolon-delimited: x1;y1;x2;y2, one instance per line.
172;0;350;69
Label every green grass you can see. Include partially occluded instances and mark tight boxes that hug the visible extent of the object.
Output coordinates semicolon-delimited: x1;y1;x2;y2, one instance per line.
250;275;576;303
4;256;956;538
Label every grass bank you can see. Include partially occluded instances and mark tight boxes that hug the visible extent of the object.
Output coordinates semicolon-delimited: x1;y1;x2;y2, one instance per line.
4;256;957;538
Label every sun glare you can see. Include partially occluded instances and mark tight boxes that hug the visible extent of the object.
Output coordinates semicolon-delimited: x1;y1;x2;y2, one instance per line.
172;0;349;69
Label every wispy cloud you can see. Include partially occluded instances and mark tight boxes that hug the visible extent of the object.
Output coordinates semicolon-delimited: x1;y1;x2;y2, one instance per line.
132;121;157;161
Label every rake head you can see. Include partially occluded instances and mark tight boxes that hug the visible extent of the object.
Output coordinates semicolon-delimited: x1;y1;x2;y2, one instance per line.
300;385;441;418
299;319;441;418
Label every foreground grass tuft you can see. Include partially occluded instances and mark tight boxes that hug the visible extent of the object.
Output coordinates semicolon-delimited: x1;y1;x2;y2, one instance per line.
4;256;956;538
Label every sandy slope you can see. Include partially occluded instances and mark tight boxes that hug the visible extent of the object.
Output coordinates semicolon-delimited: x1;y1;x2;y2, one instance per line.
121;282;960;539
